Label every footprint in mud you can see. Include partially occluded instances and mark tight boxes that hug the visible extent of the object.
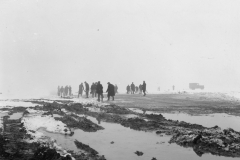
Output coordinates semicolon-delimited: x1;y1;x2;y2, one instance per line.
134;151;143;156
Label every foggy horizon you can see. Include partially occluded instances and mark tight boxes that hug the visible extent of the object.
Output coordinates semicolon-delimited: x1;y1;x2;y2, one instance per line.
1;0;240;98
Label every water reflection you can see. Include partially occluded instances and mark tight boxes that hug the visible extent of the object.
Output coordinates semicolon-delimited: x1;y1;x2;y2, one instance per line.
40;116;236;160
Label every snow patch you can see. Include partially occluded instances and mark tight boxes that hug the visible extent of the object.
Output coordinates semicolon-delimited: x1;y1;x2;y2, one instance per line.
22;115;71;137
0;100;39;108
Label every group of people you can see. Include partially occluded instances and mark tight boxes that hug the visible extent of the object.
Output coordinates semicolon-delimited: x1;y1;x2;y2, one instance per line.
78;81;118;102
58;85;72;97
57;81;147;101
126;81;147;96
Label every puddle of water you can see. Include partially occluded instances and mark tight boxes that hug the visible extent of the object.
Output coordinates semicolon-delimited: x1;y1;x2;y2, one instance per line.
129;108;240;131
162;113;240;131
0;112;8;117
9;112;23;119
40;116;234;160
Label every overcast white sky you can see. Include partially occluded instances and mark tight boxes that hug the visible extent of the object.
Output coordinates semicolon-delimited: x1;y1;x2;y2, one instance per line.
1;0;240;97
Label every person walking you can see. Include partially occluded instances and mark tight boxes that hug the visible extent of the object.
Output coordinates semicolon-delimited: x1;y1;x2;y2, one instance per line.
96;81;103;102
106;82;115;101
127;85;130;94
94;82;98;97
64;85;69;97
131;82;135;94
60;86;64;97
84;81;89;98
135;86;138;93
78;83;84;97
139;84;142;94
142;81;146;96
69;86;72;96
91;82;96;98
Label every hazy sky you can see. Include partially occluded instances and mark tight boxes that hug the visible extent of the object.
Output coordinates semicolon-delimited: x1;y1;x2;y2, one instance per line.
1;0;240;97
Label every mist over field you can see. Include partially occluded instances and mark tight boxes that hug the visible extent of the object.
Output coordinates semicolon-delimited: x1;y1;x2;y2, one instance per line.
1;0;240;98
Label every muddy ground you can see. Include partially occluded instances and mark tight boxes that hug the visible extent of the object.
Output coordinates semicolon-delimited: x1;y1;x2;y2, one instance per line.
111;93;240;116
0;93;240;159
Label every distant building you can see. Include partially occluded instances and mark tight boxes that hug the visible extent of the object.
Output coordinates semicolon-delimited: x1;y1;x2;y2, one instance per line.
189;83;204;90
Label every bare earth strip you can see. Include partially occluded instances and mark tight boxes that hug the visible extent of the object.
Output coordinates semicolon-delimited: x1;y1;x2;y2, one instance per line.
110;93;240;116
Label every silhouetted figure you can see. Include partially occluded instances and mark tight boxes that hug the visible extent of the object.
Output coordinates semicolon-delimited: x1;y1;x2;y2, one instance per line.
106;82;115;101
131;82;135;94
78;83;84;97
127;85;130;94
57;86;60;96
60;86;64;97
95;82;98;97
142;81;146;96
139;84;142;94
173;85;175;91
135;86;139;93
64;85;69;97
84;81;89;98
96;81;103;102
69;86;72;96
114;84;118;94
91;82;96;98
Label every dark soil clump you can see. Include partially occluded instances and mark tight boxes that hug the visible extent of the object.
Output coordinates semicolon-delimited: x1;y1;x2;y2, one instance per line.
134;151;143;156
101;104;132;114
74;140;106;160
63;103;88;114
169;127;240;157
31;146;72;160
55;114;104;132
74;140;98;155
121;117;161;131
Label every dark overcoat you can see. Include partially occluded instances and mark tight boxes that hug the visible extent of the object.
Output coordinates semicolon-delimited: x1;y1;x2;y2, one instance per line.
142;82;146;91
85;83;89;91
131;84;135;91
96;83;103;94
106;84;115;96
79;84;84;94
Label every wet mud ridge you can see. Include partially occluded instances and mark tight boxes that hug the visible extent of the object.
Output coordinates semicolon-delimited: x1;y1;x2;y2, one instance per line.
74;140;106;160
0;116;72;160
121;113;240;157
0;107;105;159
169;127;240;157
